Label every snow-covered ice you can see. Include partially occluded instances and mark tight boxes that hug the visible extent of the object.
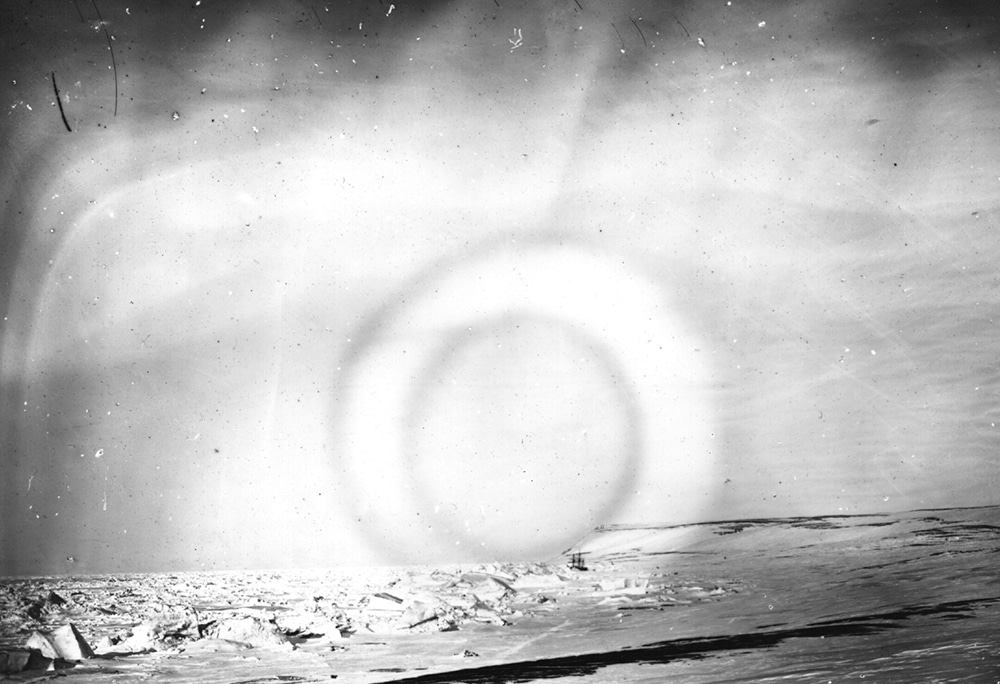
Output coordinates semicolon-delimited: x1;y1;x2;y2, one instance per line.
3;506;997;682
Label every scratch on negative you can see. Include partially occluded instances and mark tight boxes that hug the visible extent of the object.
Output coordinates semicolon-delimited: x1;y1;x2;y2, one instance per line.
610;22;625;53
629;16;647;48
90;0;119;117
52;72;72;132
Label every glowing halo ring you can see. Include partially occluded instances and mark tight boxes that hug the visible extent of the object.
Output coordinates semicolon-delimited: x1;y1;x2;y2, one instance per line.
340;242;716;560
399;311;644;557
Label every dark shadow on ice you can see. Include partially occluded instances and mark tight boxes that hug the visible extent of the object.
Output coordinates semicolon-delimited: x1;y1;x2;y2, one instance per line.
381;596;1000;684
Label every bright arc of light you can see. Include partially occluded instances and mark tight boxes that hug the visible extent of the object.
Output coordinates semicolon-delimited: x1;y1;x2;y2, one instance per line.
340;242;717;558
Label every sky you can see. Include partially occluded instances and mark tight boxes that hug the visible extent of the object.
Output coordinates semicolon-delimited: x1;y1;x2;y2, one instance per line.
1;0;999;576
